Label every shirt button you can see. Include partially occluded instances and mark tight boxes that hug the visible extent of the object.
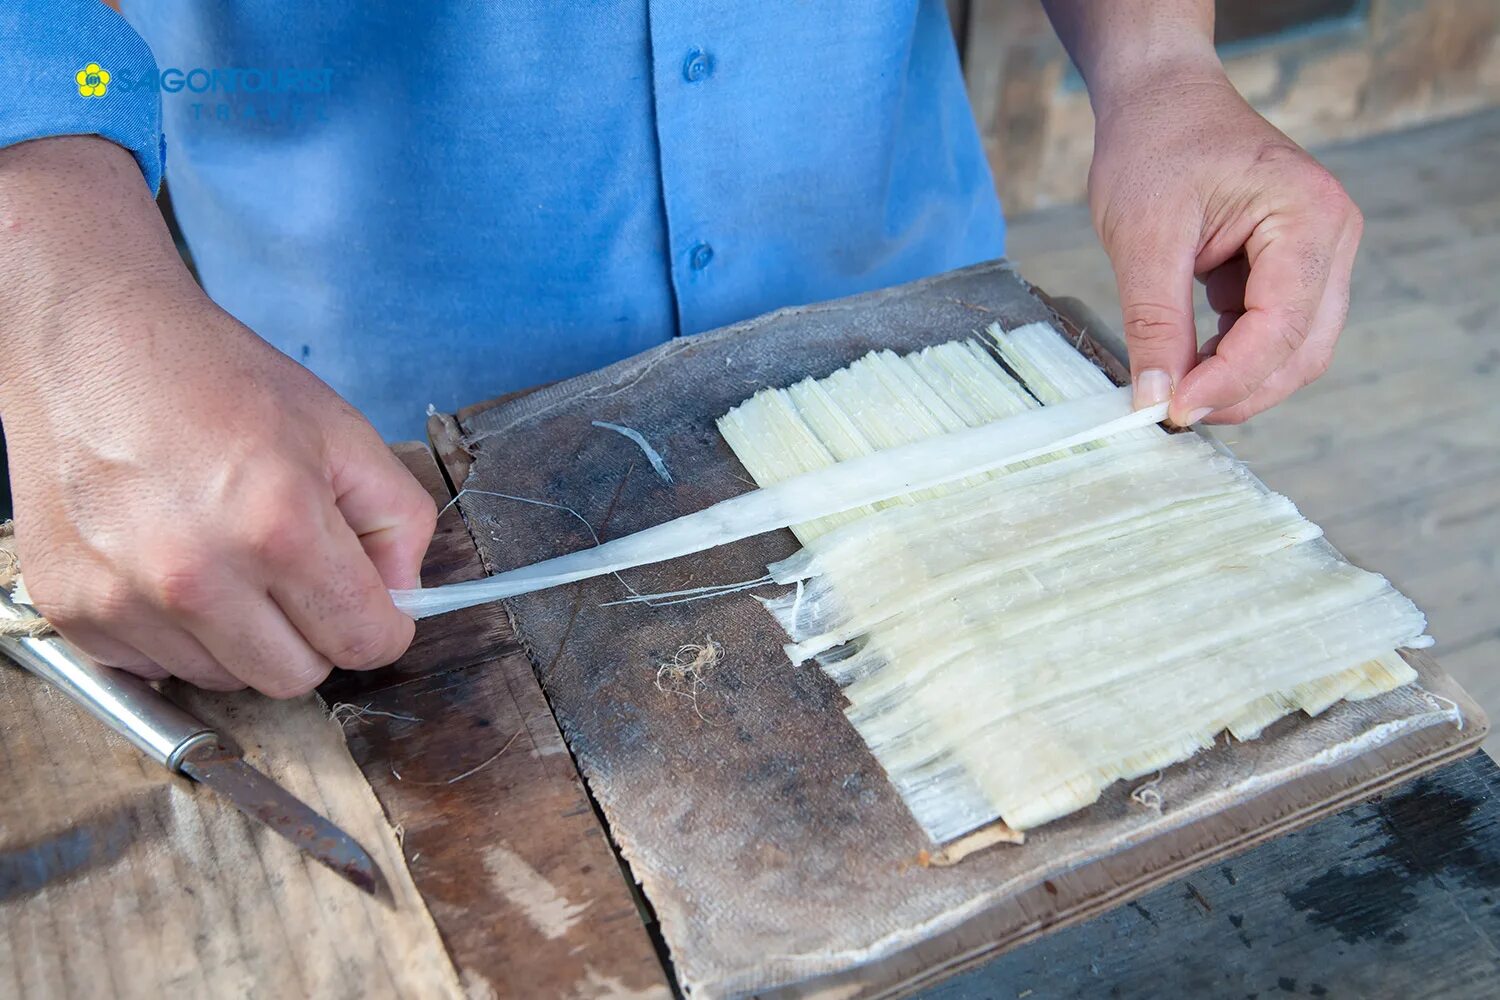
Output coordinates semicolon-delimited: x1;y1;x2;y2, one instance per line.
682;49;713;83
690;242;714;270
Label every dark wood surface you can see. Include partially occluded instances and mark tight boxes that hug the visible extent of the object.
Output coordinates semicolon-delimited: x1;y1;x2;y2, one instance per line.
434;262;1488;997
927;751;1500;999
316;443;670;1000
397;420;1499;998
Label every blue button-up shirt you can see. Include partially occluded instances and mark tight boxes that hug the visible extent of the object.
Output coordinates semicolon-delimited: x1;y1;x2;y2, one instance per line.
3;2;1005;438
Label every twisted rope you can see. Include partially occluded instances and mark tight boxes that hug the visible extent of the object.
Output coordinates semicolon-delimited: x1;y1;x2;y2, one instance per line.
0;521;55;638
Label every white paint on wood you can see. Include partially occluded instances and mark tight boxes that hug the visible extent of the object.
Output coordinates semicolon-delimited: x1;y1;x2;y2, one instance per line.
482;843;593;940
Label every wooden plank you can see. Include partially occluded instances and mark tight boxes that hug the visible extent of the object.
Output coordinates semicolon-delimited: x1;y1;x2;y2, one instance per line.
0;642;463;999
772;651;1488;1000
1216;0;1363;46
920;752;1500;999
961;0;1500;211
424;412;474;495
1365;0;1500;124
317;442;670;1000
960;1;1072;212
443;261;1486;997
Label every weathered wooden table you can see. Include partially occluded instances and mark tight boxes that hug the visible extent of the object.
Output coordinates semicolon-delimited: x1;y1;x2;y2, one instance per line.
931;754;1500;999
5;269;1494;995
378;270;1493;995
311;421;1497;998
5;434;1494;995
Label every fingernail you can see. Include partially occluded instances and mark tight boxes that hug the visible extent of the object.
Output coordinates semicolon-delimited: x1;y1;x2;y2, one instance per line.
1133;369;1172;409
1183;407;1214;425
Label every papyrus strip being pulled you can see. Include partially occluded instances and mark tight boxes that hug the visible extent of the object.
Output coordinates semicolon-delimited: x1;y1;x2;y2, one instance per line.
390;388;1166;619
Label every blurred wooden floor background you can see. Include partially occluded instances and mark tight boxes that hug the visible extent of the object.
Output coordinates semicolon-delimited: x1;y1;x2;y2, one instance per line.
1007;108;1500;751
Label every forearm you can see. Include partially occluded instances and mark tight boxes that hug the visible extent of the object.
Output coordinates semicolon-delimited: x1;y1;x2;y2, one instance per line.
0;140;433;698
1043;1;1361;426
0;137;199;409
1039;0;1222;116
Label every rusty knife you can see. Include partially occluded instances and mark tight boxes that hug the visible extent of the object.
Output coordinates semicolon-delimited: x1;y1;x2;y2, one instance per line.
0;587;393;904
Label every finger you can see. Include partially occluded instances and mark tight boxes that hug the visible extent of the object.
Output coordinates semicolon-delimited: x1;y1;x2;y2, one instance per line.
32;579;210;683
1202;221;1358;424
183;588;335;698
332;443;437;591
115;621;243;691
268;498;415;672
1202;310;1345;426
47;619;154;672
1109;220;1200;411
132;540;334;696
1198;329;1230;361
57;624;171;681
1173;206;1347;424
1202;255;1250;314
1202;346;1326;425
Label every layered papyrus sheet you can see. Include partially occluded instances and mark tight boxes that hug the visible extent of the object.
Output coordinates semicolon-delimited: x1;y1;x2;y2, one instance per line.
719;323;1429;841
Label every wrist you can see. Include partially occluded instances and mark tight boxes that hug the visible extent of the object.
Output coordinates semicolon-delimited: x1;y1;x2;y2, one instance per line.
0;137;201;398
0;137;191;326
1075;13;1226;121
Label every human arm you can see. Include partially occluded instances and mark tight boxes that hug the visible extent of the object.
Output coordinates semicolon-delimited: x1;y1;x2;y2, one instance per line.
0;136;436;695
1040;0;1363;424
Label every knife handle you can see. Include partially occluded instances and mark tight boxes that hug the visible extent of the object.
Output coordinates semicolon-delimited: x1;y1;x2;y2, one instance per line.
0;589;216;771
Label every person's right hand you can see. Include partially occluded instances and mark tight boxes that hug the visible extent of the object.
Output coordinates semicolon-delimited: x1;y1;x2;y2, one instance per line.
0;137;437;696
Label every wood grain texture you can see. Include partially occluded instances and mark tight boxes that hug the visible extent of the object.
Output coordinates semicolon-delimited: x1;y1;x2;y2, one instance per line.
425;412;474;494
924;752;1500;999
758;651;1487;1000
318;442;671;1000
443;262;1485;998
0;664;463;999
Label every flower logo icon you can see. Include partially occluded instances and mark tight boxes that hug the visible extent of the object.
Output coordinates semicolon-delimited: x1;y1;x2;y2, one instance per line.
76;63;110;98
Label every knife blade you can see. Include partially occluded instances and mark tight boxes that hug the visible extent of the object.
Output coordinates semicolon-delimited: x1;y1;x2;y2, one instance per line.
180;739;394;904
0;587;394;904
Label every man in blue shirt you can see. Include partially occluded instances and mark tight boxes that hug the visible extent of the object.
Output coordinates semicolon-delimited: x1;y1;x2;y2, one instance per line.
0;2;1362;697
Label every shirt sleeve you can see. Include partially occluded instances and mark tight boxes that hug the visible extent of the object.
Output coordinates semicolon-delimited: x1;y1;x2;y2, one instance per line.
0;0;164;192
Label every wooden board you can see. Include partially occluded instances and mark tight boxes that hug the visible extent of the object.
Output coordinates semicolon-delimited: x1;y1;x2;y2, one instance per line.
769;652;1484;999
436;260;1488;997
0;628;464;998
0;443;669;1000
317;443;671;1000
929;751;1500;999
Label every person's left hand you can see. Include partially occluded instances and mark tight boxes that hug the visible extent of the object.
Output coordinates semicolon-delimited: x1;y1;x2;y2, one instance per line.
1087;68;1363;425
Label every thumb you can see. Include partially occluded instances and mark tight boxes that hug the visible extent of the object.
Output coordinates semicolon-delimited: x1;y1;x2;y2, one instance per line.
1108;224;1200;415
332;440;439;592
